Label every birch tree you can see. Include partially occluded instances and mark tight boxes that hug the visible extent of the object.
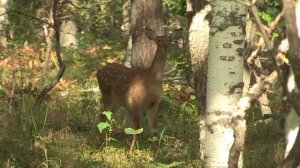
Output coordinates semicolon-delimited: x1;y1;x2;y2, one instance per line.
205;0;246;167
281;0;300;166
186;0;211;163
0;0;8;48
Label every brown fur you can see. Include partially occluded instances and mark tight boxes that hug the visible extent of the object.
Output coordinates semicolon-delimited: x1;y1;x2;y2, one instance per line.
97;28;182;154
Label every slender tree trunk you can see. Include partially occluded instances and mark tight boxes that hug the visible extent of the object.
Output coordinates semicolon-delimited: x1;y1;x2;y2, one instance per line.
205;0;246;167
36;0;65;108
121;0;132;67
0;0;8;48
43;27;55;79
39;0;54;79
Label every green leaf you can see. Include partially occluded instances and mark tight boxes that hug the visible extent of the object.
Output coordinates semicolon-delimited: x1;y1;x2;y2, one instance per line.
255;31;262;36
97;122;110;133
124;128;143;135
190;95;196;100
261;12;272;23
102;111;113;121
0;89;6;96
272;32;279;38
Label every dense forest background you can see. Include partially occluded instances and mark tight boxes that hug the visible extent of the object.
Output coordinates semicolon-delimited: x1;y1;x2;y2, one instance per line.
0;0;298;167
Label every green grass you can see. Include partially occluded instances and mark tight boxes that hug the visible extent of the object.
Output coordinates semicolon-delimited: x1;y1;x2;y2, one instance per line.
0;46;285;168
0;84;285;167
244;122;285;168
0;80;201;167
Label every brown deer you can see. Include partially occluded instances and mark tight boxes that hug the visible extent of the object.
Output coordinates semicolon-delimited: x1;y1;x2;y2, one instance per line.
97;28;182;154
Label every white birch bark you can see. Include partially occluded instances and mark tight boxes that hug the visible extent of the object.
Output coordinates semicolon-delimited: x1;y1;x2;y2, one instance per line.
60;20;78;49
284;0;300;159
188;3;211;162
285;70;300;158
0;0;8;48
205;0;246;167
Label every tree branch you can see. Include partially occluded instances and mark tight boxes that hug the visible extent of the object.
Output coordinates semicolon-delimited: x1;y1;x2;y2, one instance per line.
249;0;281;77
36;0;65;107
229;71;278;168
10;9;53;27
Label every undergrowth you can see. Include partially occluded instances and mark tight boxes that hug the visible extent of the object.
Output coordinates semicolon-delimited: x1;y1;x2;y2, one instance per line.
0;46;284;168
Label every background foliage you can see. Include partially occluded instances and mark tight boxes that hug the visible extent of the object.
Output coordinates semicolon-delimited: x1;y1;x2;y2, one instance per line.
0;0;286;167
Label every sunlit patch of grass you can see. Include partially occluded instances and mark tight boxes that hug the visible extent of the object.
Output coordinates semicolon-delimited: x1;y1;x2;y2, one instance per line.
85;147;154;168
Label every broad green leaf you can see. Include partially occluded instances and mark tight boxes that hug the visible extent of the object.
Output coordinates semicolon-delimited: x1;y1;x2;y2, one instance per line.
124;128;143;135
97;122;110;133
190;95;196;100
261;12;272;23
102;111;113;121
272;32;279;38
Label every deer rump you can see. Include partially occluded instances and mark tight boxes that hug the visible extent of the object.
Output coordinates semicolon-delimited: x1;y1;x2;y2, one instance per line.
97;63;162;129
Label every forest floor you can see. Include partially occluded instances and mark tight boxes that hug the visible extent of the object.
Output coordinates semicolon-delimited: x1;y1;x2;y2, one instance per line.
0;45;285;167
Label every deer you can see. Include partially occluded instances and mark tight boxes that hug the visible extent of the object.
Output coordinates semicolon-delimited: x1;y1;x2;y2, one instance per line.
96;27;182;154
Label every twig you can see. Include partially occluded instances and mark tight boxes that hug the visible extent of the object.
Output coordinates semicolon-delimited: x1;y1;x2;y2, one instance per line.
250;0;272;50
249;0;281;77
164;67;177;76
247;48;263;76
63;1;90;10
10;10;53;27
164;77;186;82
229;71;278;167
269;12;283;32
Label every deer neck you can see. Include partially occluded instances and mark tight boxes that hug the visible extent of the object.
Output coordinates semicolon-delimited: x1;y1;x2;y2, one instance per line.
146;46;168;82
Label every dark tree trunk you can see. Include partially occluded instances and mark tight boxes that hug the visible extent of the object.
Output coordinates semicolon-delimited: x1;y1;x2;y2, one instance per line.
131;0;164;68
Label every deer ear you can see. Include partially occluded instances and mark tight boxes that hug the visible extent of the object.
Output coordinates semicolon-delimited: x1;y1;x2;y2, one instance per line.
171;28;183;40
145;27;156;40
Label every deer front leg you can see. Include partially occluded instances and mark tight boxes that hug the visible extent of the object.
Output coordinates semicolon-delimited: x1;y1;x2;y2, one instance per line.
146;101;160;151
146;100;160;136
